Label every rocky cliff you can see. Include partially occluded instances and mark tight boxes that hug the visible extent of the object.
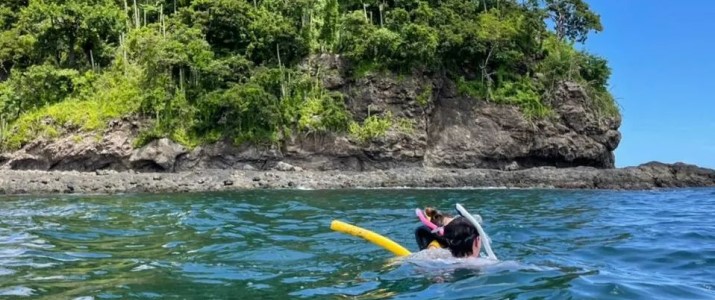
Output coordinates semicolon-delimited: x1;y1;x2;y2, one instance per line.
1;55;620;172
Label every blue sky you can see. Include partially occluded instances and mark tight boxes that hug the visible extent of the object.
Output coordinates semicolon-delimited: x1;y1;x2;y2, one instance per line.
581;0;715;168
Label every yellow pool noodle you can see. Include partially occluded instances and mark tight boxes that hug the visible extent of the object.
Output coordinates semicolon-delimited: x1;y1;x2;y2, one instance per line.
330;220;412;257
427;240;441;249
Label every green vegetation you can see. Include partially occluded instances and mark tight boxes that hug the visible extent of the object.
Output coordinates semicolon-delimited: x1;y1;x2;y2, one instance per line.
0;0;617;150
417;86;432;107
349;112;393;143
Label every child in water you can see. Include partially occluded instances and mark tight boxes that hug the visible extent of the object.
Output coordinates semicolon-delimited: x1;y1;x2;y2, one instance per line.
414;207;482;258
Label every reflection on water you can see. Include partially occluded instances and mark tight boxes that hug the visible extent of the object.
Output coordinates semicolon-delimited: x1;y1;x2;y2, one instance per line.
0;189;714;299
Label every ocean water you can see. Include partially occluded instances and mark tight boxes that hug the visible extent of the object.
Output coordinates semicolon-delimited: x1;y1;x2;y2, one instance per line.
0;188;713;299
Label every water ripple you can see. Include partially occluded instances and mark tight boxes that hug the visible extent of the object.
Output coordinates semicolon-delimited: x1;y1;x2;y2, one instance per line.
0;189;713;299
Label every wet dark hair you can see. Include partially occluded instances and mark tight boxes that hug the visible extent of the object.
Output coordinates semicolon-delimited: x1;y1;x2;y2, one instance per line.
437;217;479;257
414;225;438;250
414;207;453;250
424;207;452;227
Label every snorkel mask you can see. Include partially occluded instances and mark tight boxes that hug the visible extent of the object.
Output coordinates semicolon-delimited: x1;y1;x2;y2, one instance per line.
456;204;497;260
415;208;444;235
415;205;498;260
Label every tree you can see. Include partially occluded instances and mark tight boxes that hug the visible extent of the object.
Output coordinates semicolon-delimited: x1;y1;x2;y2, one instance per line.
0;64;82;119
0;0;619;149
179;0;255;56
17;0;127;69
399;23;438;68
337;10;375;61
319;0;339;51
0;0;28;29
248;6;310;65
544;0;602;43
181;0;309;65
475;9;522;97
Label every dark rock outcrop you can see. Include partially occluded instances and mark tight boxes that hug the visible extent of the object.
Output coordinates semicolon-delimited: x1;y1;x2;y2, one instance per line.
1;119;139;171
288;54;622;171
426;80;620;170
130;138;187;171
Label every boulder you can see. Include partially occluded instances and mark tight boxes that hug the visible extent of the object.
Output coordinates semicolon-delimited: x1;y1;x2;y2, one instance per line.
130;138;187;171
1;118;139;171
274;161;304;172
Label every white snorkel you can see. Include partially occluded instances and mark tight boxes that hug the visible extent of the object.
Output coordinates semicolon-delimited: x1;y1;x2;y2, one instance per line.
456;203;497;260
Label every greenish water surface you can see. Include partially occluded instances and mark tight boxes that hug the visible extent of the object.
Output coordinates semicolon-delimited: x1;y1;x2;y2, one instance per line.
1;188;714;299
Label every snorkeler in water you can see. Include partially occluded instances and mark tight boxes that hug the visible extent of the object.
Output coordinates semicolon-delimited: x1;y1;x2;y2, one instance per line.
330;204;496;259
414;206;483;258
414;207;451;250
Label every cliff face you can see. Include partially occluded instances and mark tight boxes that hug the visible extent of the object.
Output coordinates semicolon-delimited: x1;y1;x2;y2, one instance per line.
428;80;621;169
0;55;621;172
271;54;621;171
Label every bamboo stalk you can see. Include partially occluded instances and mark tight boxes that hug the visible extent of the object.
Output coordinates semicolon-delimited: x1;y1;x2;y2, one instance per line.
277;44;283;70
379;3;383;27
123;0;130;29
277;44;285;98
120;33;128;65
180;68;184;91
161;7;165;37
90;49;95;70
133;0;139;28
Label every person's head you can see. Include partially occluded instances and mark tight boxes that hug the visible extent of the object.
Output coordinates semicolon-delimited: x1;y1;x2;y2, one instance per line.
424;207;452;227
439;216;480;258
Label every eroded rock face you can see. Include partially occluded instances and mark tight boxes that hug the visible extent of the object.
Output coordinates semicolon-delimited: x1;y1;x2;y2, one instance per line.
426;79;620;169
306;54;621;170
1;119;138;171
174;142;282;171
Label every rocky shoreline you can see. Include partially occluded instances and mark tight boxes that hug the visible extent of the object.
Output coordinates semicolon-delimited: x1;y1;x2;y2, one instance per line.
0;162;713;195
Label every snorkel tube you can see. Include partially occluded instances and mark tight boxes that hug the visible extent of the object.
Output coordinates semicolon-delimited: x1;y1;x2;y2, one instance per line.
415;208;444;235
456;204;497;260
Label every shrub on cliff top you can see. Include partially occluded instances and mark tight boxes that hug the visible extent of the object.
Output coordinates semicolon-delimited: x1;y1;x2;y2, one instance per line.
1;64;142;150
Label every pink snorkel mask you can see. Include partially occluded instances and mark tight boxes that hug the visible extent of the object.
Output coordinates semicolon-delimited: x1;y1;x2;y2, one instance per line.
415;208;444;236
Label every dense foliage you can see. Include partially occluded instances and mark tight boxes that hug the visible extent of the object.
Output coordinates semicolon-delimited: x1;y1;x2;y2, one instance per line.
0;0;617;150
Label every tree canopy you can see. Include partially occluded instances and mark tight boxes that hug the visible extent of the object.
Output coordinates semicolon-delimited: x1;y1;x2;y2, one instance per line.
0;0;616;150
